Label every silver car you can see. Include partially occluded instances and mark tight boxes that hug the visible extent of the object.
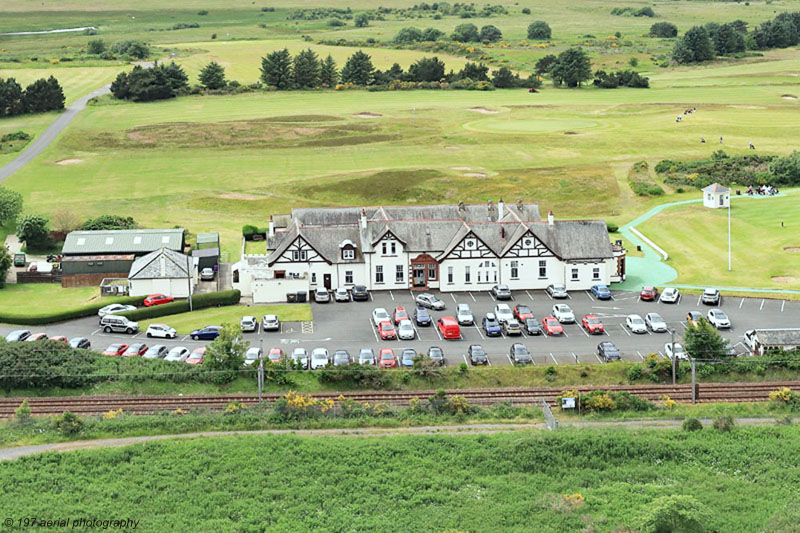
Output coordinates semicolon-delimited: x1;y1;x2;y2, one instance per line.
456;303;474;325
97;303;136;318
358;348;376;366
333;350;351;366
416;293;446;310
397;319;416;340
546;284;568;299
244;347;263;366
314;288;330;303
494;303;514;324
143;345;169;359
645;312;668;333
626;314;647;334
164;346;190;362
334;287;350;302
262;314;280;332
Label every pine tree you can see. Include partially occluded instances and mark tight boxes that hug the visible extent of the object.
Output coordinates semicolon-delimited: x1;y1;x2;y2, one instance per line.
293;48;320;89
0;77;25;116
260;48;293;89
672;26;714;63
319;55;339;87
199;61;227;90
340;50;375;86
550;48;592;87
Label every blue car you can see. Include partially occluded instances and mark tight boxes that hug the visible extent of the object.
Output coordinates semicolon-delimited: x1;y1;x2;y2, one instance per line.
190;325;222;340
400;348;417;368
591;284;612;300
482;313;502;337
414;306;432;327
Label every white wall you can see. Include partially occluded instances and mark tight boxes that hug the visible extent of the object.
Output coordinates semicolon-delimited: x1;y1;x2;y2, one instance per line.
703;192;729;209
129;277;192;298
366;238;410;290
500;257;563;290
253;277;309;303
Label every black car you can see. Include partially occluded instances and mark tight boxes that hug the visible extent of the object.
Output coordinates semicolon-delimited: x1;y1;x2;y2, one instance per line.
467;344;489;366
351;285;370;301
68;337;91;350
428;346;445;366
509;343;532;365
414;306;432;327
523;317;542;336
597;341;621;362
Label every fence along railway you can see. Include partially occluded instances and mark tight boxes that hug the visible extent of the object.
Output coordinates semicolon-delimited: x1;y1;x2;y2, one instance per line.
1;381;796;417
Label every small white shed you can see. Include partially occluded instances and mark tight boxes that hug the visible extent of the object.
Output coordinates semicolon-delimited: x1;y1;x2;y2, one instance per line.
128;247;194;298
702;183;730;209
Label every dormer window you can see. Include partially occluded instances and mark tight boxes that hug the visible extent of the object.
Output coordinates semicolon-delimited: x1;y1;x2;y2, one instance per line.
342;249;355;260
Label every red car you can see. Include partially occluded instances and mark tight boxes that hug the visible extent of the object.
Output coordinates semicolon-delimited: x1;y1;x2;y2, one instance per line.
267;347;285;364
640;286;659;301
186;347;205;365
378;321;397;340
378;348;397;369
437;316;461;340
581;314;604;334
542;317;563;336
25;333;49;342
122;343;148;357
102;343;129;356
393;306;409;325
143;293;175;307
513;305;534;322
49;336;68;343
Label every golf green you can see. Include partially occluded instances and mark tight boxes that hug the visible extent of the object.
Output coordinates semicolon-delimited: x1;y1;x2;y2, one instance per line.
463;117;599;134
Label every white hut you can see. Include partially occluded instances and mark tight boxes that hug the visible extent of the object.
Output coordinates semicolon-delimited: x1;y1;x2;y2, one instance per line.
702;183;730;209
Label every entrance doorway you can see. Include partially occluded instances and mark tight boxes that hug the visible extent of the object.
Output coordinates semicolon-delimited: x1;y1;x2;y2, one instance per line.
410;254;438;289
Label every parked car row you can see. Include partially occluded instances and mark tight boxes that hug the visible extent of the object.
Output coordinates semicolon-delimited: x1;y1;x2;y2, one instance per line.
313;285;370;303
4;330;91;349
101;342;205;364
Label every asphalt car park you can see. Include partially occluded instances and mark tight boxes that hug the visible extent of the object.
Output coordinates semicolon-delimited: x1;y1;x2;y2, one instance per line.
1;289;797;368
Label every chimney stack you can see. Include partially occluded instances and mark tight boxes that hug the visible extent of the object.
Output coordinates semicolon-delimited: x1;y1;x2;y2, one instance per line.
548;211;554;226
487;199;497;221
268;216;275;238
498;198;504;220
360;208;367;230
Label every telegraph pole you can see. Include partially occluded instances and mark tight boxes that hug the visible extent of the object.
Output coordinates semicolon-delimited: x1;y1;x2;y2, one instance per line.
670;328;676;385
728;201;732;271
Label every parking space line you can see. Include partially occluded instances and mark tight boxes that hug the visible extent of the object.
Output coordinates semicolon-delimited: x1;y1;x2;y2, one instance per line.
696;295;701;306
760;299;765;311
526;291;534;301
434;325;443;341
506;354;514;365
546;292;553;300
462;354;469;366
469;292;476;302
782;301;786;313
562;328;569;337
739;298;745;309
658;350;664;358
549;352;559;365
473;324;485;340
369;319;379;342
369;292;374;301
451;294;457;303
636;350;645;361
91;328;102;335
486;357;491;366
390;291;394;301
637;295;641;303
566;293;572;300
586;291;595;302
181;335;190;341
620;324;631;337
579;324;589;337
595;352;603;363
489;292;496;302
571;352;579;364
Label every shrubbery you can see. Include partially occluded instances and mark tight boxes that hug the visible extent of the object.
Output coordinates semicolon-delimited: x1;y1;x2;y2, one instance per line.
0;342;97;390
654;152;778;189
110;63;189;102
110;40;150;59
119;290;241;321
611;6;656;17
593;69;649;89
0;76;65;117
80;215;137;231
557;389;654;412
650;22;678;38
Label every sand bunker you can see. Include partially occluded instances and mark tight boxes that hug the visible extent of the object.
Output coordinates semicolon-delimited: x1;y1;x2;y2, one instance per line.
451;166;471;171
444;146;461;150
464;172;489;178
56;158;83;165
772;276;796;283
468;107;499;114
353;112;382;118
732;105;765;109
563;131;585;135
783;247;800;253
782;94;798;100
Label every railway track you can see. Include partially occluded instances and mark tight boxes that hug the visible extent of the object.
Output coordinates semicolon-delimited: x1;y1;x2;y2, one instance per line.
0;381;795;417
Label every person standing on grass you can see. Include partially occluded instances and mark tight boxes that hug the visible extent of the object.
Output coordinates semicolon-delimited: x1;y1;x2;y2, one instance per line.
749;141;755;150
720;136;723;144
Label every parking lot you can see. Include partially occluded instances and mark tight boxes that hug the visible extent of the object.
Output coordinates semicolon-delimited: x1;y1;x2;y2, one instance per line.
1;289;796;367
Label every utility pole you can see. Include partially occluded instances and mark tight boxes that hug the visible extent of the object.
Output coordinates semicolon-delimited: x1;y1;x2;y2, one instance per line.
691;358;696;404
258;338;264;403
728;201;732;272
187;256;194;312
670;328;676;385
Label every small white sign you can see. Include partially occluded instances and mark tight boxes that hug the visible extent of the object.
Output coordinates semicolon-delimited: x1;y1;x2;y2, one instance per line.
561;397;576;409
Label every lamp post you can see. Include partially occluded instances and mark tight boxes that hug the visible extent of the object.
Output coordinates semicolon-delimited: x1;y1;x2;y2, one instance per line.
670;328;676;385
258;337;264;404
728;200;732;272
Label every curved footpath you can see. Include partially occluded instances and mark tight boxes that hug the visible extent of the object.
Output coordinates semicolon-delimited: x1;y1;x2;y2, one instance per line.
0;418;779;461
617;194;800;295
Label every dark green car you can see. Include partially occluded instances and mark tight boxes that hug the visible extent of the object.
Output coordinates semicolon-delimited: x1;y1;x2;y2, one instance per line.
13;253;25;267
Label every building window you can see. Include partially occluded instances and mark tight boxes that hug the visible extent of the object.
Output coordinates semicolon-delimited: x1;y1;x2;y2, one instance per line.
311;273;316;284
375;265;384;284
539;260;547;278
275;270;286;279
510;261;519;279
720;195;724;206
345;271;353;284
291;250;308;262
428;264;436;281
391;242;396;254
342;249;355;260
447;266;453;284
382;242;387;255
571;268;579;281
592;267;600;280
396;265;404;282
465;266;471;284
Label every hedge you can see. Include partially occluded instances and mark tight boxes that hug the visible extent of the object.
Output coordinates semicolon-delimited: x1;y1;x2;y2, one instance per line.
0;295;146;326
120;290;241;321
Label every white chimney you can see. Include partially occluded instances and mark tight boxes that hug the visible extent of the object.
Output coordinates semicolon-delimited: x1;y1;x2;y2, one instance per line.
268;216;275;238
498;198;504;220
548;211;554;226
360;208;367;230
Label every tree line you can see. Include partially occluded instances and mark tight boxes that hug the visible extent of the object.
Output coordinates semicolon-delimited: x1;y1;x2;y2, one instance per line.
393;20;551;44
0;76;65;117
110;63;189;102
534;48;648;89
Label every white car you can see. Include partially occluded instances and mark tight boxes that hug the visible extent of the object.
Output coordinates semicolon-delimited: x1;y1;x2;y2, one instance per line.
262;314;280;332
244;347;263;366
310;348;329;370
291;347;309;369
372;307;391;328
334;287;350;302
240;315;258;332
664;342;689;361
494;303;514;324
397;319;415;340
97;303;136;318
416;293;446;310
707;309;731;329
314;288;330;303
626;314;647;334
456;303;474;325
200;267;215;281
660;287;680;304
644;312;668;333
551;304;575;324
358;348;376;366
164;346;190;362
145;323;176;339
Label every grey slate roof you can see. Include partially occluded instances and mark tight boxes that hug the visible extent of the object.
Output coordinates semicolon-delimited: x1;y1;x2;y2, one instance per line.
299;226;363;264
702;183;730;193
128;248;191;280
528;221;613;260
755;329;800;346
63;229;184;256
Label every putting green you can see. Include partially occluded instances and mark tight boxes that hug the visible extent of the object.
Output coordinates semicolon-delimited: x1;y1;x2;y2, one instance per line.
463;118;599;134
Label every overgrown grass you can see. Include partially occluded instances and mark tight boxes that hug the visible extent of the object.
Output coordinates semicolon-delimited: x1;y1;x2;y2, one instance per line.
137;303;312;333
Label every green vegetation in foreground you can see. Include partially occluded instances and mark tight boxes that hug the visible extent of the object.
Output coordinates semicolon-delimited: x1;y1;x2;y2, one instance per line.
138;304;311;334
639;191;800;290
2;425;799;531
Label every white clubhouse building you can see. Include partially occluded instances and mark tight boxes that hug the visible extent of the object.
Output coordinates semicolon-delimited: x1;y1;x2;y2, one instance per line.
233;200;626;303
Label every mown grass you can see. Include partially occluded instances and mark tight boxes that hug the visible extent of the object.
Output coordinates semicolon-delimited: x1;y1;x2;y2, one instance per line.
1;425;799;531
0;285;105;317
137;303;311;334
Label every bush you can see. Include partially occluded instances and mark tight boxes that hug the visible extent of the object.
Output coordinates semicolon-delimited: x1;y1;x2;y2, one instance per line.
120;290;241;322
242;224;258;239
626;364;643;381
713;415;735;432
54;411;84;436
13;399;31;425
327;19;346;27
197;10;208;15
638;495;714;533
682;417;703;431
527;20;551;40
630;181;664;196
110;40;150;59
650;21;678;38
81;215;137;231
606;222;619;233
522;7;531;14
0;131;31;142
171;22;200;30
0;342;99;390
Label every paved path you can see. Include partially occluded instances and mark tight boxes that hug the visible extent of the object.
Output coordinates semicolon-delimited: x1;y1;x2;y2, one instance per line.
0;84;111;182
2;235;23;285
0;417;779;461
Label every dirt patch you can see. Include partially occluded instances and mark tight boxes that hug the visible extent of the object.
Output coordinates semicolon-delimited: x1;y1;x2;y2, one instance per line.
444;146;461;150
468;107;499;114
218;192;265;201
55;158;83;165
783;247;800;252
297;169;447;204
731;105;766;109
772;276;796;283
782;94;798;100
451;166;471;171
263;114;341;122
464;172;489;178
563;131;584;135
353;112;382;118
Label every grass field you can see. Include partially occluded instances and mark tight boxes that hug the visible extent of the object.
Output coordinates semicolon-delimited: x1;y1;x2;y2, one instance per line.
0;284;104;318
138;303;311;334
1;427;798;531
